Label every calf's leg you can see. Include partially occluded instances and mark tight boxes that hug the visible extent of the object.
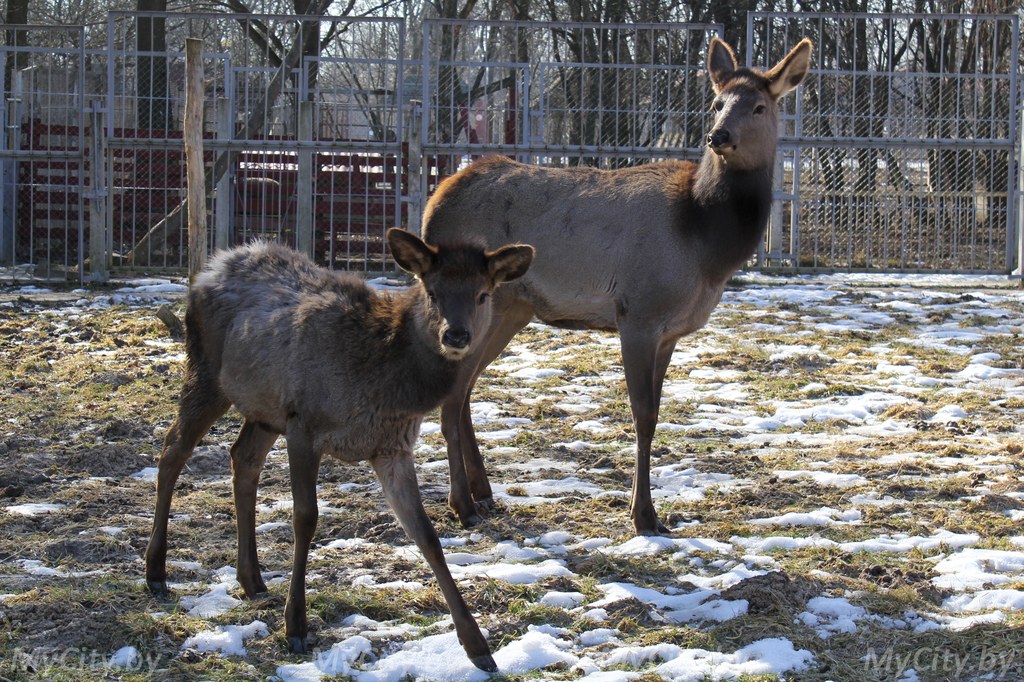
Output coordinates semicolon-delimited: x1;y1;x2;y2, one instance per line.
231;419;278;598
283;422;322;654
145;377;229;597
371;451;496;672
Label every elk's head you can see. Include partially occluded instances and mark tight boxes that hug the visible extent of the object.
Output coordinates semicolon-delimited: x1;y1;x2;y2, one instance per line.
705;37;812;171
387;228;534;360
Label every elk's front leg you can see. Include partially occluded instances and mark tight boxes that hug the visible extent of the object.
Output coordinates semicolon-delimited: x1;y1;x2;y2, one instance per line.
441;390;481;527
284;422;322;653
619;329;672;536
371;450;496;672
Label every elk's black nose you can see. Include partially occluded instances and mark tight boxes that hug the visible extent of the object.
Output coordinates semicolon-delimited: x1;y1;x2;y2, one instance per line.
707;129;731;148
443;328;471;349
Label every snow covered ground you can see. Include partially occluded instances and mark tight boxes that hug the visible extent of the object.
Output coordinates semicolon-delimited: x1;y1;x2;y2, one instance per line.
1;274;1023;681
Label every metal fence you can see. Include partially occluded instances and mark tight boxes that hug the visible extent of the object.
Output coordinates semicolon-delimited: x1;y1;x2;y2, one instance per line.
750;12;1021;273
0;25;87;280
0;12;1021;280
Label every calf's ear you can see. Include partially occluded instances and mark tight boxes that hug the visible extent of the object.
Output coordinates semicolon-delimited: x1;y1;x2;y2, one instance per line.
388;228;437;276
487;243;535;284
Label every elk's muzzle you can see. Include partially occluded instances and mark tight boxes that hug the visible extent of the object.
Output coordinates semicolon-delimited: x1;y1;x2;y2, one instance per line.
707;129;734;155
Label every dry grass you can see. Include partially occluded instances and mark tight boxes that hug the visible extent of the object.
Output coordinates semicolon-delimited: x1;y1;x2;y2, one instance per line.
1;279;1023;681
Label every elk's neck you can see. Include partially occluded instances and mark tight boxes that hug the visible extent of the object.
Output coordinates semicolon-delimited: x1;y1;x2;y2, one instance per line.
689;151;774;282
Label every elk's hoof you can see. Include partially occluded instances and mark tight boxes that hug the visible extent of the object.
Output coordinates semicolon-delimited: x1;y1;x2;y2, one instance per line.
474;497;496;512
470;652;498;672
460;513;484;528
287;635;310;654
632;511;670;536
147;579;170;599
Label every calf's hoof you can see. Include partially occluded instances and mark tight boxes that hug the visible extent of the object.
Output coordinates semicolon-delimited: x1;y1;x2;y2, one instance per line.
470;653;498;672
147;579;170;599
287;635;310;654
239;578;269;599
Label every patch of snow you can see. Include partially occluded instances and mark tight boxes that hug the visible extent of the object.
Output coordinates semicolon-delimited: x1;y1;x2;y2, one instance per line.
107;646;140;669
277;635;373;682
749;506;862;527
182;620;269;656
798;596;866;638
4;502;64;516
179;582;242;618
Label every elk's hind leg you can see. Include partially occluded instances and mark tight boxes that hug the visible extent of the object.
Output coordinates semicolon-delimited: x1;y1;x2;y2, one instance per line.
145;370;230;597
231;419;278;598
371;450;496;671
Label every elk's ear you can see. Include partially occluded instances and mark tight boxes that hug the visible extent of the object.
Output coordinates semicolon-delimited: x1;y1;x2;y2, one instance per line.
487;243;534;284
388;228;436;276
764;38;812;99
707;37;738;95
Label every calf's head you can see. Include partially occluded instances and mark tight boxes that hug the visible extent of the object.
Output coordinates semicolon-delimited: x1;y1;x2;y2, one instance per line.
387;228;534;359
705;37;812;171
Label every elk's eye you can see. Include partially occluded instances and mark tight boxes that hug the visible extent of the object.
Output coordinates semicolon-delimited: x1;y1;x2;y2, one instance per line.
753;104;766;115
712;99;724;112
477;292;490;305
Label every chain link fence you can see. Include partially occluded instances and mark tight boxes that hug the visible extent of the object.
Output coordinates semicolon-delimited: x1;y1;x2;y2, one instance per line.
0;13;1021;280
750;11;1020;273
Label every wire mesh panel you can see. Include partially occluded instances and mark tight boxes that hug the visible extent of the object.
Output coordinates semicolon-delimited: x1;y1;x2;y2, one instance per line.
106;12;406;271
306;32;407;270
421;20;720;176
748;12;1020;273
0;25;87;280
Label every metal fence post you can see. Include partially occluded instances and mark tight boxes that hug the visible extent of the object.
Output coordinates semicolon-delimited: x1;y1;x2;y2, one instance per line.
297;99;314;258
0;56;10;266
87;100;108;281
1017;104;1023;280
214;97;231;251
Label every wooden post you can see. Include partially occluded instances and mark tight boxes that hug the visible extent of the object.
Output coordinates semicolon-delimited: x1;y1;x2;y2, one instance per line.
406;100;423;238
184;37;206;281
297;99;314;258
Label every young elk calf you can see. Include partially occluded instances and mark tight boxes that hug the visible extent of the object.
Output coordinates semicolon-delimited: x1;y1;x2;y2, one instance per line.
144;229;534;671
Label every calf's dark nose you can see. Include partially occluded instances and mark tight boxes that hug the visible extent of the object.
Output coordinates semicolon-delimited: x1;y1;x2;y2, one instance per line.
443;328;471;349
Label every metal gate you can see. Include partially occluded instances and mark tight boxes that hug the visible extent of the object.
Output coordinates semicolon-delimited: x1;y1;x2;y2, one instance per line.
0;26;87;280
748;11;1021;273
104;12;406;272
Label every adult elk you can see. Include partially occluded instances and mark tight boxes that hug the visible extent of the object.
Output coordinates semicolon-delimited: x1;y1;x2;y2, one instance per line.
144;229;534;670
423;37;812;535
